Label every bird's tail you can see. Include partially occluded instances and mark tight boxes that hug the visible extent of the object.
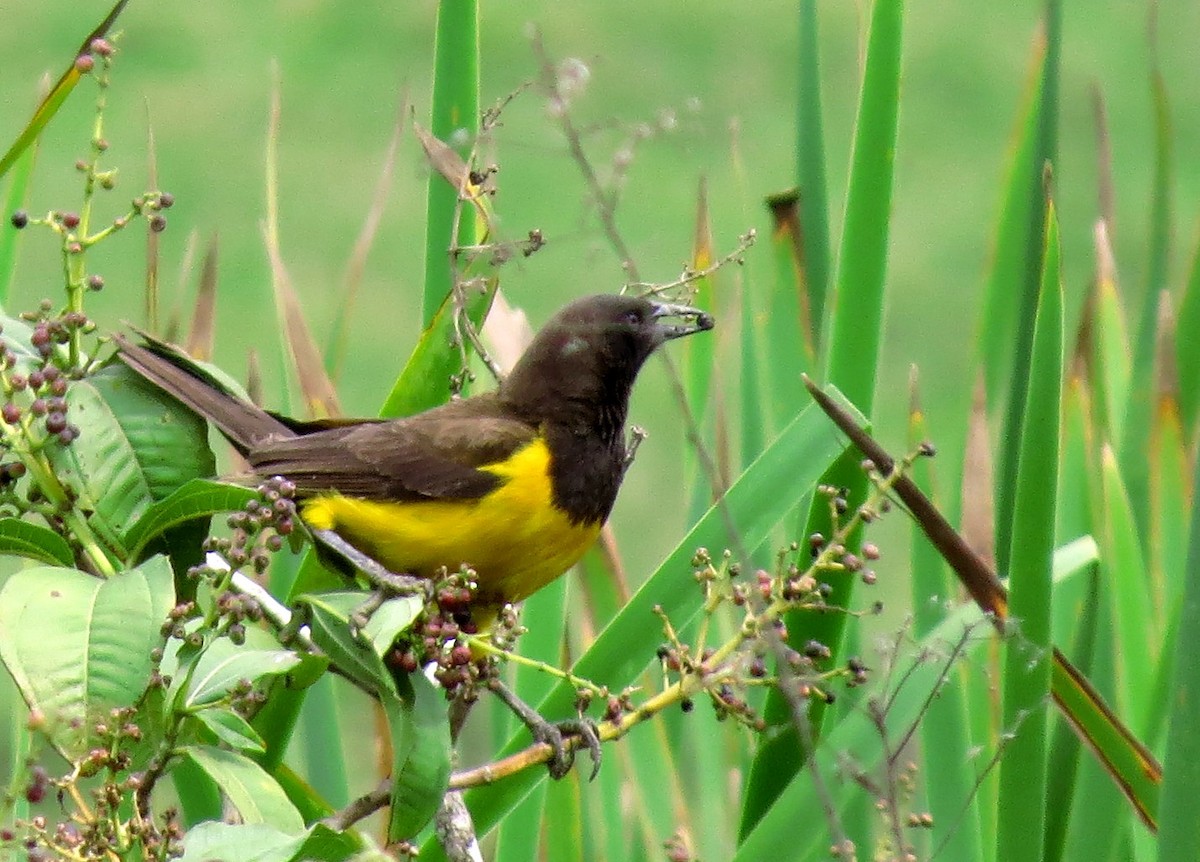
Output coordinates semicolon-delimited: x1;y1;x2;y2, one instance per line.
113;331;294;454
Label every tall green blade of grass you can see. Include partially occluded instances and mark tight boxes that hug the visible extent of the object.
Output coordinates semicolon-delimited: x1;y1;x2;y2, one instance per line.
1088;221;1132;442
796;0;830;329
1099;446;1157;721
422;0;479;326
0;0;130;180
992;2;1060;577
1120;65;1172;545
975;31;1044;413
1044;564;1099;862
492;576;567;862
1175;232;1200;438
1155;453;1200;860
739;0;904;840
909;379;984;862
0;141;37;307
996;198;1062;862
763;193;813;432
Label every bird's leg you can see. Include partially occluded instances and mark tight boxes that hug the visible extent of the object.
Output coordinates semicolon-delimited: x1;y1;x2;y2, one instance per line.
486;677;602;780
310;528;429;632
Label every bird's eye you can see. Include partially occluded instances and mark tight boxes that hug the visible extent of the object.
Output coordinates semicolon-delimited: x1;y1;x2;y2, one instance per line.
622;308;643;325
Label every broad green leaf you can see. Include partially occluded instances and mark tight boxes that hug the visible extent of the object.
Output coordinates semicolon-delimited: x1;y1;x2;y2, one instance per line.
296;593;395;697
193;706;267;755
0;517;74;566
177;822;305;862
178;821;359;862
48;363;215;548
997;196;1063;862
0;556;173;759
297;590;422;661
185;648;301;710
182;744;305;832
386;671;452;841
420;392;855;857
124;479;257;562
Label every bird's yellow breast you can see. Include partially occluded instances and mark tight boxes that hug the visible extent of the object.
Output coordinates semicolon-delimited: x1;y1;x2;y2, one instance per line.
301;438;600;607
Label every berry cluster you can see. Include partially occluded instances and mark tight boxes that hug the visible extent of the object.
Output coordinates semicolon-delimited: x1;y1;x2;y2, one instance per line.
386;569;483;694
195;477;298;580
3;708;182;862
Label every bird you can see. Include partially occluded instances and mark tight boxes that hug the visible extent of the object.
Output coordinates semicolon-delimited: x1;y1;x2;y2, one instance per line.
114;293;714;626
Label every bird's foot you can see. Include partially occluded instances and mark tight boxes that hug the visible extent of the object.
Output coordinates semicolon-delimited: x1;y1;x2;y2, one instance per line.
487;678;602;780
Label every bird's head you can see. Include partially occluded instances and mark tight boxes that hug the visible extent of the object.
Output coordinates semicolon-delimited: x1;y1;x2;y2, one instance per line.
500;293;714;428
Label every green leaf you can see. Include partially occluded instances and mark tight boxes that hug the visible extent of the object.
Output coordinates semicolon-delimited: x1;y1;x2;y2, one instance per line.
420;0;479;325
0;517;74;566
0;134;38;306
386;671;452;841
1156;450;1200;860
177;822;306;862
0;556;174;759
124;479;257;562
47;363;215;551
193;706;267;756
1175;232;1200;438
182;744;305;832
1119;66;1173;549
379;283;498;418
795;0;831;331
296;593;395;697
185;648;301;710
908;391;984;861
178;821;359;862
997;196;1063;862
986;7;1060;577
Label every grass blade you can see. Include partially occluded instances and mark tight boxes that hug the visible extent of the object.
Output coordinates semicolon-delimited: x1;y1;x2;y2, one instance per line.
422;0;479;324
1156;464;1200;860
908;372;984;862
0;133;38;306
0;0;130;180
740;0;905;834
996;195;1062;862
1120;61;1173;542
992;2;1060;577
795;0;830;329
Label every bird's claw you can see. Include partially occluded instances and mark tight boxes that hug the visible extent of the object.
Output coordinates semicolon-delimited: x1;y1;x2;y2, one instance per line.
487;679;603;780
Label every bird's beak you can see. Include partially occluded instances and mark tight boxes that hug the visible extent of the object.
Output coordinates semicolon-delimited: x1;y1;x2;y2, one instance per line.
650;301;715;340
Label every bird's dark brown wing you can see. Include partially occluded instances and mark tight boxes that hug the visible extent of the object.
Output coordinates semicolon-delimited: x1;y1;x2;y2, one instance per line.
246;393;540;502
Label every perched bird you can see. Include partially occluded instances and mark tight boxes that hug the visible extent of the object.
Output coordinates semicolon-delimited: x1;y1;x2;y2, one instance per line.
115;293;714;622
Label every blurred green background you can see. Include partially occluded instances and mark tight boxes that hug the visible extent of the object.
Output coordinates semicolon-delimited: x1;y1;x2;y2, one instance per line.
1;0;1197;591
